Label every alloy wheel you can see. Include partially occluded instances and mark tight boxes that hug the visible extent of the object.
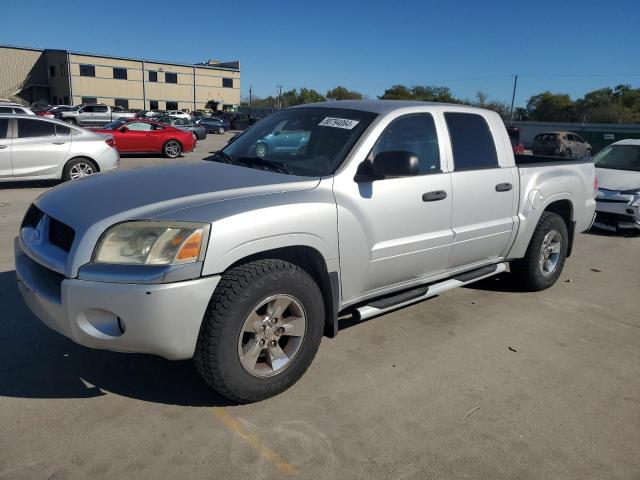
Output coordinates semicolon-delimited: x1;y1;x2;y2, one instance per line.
539;229;562;277
237;294;307;378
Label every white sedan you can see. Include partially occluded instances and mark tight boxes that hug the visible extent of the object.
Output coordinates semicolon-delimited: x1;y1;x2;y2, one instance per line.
0;115;119;182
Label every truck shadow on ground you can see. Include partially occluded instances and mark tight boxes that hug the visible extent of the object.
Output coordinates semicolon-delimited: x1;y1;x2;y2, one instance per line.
0;270;236;407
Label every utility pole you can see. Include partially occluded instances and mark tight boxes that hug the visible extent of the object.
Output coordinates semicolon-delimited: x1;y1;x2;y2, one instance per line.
276;85;283;109
509;74;518;123
249;85;252;117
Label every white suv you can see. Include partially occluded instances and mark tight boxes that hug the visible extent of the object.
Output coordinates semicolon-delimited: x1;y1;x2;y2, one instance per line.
0;102;36;115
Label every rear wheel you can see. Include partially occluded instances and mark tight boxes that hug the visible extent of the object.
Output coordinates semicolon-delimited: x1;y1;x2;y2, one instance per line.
255;142;268;158
510;212;568;291
564;148;572;158
163;140;182;158
66;118;77;125
194;259;325;403
62;157;98;181
218;127;224;135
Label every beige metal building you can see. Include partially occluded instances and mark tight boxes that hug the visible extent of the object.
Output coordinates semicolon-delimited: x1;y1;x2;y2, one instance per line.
1;44;240;111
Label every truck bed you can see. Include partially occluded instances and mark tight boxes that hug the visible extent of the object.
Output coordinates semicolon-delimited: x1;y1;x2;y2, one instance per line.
515;154;593;167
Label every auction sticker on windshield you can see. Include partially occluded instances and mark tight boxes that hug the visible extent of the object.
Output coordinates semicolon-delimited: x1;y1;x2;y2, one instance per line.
318;117;360;129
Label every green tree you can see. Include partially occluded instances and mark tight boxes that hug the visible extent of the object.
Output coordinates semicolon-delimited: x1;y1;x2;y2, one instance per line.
378;84;414;100
526;91;575;122
379;85;460;103
326;86;363;101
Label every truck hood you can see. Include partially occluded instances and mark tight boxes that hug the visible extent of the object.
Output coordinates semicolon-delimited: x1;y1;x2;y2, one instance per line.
36;161;320;232
596;167;640;192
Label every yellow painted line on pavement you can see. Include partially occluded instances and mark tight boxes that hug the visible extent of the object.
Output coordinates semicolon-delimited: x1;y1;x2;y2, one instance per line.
211;407;300;476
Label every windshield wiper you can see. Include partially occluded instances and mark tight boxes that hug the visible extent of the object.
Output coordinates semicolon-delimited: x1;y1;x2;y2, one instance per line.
235;157;291;174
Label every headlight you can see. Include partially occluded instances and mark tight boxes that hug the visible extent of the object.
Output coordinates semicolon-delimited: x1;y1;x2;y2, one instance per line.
94;221;209;265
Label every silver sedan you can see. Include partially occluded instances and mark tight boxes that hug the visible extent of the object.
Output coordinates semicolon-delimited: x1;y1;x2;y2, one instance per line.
0;115;119;182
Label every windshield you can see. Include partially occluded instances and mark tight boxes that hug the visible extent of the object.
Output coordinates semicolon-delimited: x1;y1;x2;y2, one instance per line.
593;145;640;172
219;107;377;176
103;119;128;130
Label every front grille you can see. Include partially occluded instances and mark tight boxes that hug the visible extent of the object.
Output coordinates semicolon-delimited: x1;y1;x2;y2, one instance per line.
21;204;44;229
49;217;75;252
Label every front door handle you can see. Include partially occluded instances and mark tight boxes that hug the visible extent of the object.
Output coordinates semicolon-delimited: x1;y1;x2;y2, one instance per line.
0;144;7;149
422;190;447;202
495;182;513;192
52;140;66;145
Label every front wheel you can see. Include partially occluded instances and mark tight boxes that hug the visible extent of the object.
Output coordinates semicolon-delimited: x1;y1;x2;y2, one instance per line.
163;140;182;158
218;127;224;135
510;212;568;291
194;259;325;403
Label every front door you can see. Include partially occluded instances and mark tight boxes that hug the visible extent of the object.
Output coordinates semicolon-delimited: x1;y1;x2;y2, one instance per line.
444;112;517;268
334;112;454;303
116;122;154;152
11;118;71;178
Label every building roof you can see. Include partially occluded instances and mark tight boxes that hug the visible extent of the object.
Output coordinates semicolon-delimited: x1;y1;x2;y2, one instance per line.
0;43;240;72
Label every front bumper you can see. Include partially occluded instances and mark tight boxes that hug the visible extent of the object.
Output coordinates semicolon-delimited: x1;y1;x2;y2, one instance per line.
15;238;220;360
594;198;640;231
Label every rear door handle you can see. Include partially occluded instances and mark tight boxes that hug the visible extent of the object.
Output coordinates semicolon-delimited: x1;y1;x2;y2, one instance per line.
0;144;7;149
422;190;447;202
495;183;513;192
52;140;66;145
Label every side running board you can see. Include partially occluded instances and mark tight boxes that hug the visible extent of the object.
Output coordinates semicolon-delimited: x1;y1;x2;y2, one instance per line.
353;263;507;322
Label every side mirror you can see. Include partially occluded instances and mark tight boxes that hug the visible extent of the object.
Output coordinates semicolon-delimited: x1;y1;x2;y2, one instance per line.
120;126;128;133
366;151;419;180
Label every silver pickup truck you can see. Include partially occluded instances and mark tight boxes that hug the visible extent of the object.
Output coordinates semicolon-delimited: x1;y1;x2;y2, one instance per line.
60;104;135;127
15;100;596;403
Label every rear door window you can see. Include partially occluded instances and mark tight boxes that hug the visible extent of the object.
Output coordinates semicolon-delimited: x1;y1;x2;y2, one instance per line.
445;113;498;170
17;119;56;138
55;124;71;136
0;107;13;114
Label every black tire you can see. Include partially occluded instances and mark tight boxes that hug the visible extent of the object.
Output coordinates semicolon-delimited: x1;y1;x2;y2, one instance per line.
62;157;98;181
585;149;592;158
564;148;572;158
163;139;182;158
510;212;569;291
194;259;325;403
66;118;77;125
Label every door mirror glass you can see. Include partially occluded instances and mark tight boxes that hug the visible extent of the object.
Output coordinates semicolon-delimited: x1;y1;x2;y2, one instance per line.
120;126;128;133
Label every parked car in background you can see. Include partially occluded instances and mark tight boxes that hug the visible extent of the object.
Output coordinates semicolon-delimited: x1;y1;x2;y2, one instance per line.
94;118;196;158
0;115;119;181
60;104;136;127
506;126;525;154
15;101;596;403
0;102;36;115
593;139;640;231
196;116;229;134
166;110;191;120
49;105;78;119
136;110;165;119
532;131;591;158
156;116;207;140
253;120;311;158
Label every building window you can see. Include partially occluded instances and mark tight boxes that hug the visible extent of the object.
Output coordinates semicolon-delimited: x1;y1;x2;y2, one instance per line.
114;99;129;109
149;71;158;82
79;64;95;77
49;66;56;77
81;97;98;105
165;72;178;84
166;101;178;110
222;78;233;88
52;96;58;104
113;68;128;80
149;100;159;110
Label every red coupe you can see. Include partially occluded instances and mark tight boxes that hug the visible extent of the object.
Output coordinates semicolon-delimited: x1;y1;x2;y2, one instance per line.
95;119;196;158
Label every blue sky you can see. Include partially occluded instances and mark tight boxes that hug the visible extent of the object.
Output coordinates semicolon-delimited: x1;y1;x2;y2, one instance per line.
2;0;638;107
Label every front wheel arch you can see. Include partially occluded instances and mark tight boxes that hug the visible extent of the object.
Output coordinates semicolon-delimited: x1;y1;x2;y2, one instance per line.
62;156;99;181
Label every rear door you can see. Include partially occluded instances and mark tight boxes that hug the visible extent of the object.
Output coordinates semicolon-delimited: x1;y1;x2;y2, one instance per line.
94;105;110;126
445;112;517;269
11;118;71;177
0;119;11;177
